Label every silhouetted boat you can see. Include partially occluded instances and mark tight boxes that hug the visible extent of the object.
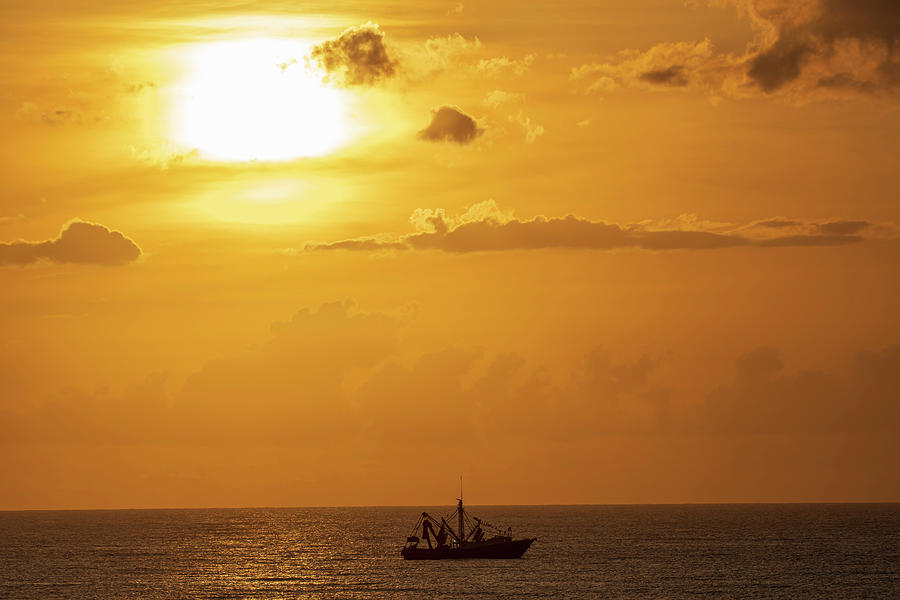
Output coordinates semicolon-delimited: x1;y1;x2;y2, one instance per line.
401;496;536;560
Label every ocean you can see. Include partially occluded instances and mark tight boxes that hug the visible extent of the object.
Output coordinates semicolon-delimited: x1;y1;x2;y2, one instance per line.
1;504;898;599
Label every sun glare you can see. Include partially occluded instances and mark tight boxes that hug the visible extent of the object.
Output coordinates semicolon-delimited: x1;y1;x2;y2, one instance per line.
171;38;352;161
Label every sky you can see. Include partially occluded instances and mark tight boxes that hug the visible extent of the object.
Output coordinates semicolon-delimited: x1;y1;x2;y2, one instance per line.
1;0;899;510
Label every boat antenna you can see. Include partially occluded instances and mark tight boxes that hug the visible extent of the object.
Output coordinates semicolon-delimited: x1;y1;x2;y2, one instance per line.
458;475;465;544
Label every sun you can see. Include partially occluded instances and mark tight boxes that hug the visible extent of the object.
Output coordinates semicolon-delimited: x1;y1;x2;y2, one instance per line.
171;38;352;162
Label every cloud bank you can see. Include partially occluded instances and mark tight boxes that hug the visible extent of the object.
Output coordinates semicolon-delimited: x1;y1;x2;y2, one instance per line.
3;302;898;446
0;220;142;266
4;302;898;505
303;201;894;253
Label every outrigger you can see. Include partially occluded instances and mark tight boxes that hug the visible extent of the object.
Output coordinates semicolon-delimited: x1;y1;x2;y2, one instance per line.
401;495;536;560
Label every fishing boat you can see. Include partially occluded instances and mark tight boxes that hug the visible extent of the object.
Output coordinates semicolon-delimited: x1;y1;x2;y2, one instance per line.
401;496;536;560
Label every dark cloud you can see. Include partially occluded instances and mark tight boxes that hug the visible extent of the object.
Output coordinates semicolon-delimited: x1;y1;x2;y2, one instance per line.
304;203;888;254
748;0;900;93
309;23;396;86
744;216;889;245
0;220;142;266
747;38;812;93
754;218;804;229
817;220;870;235
755;234;862;247
639;65;690;87
575;0;900;101
417;105;483;144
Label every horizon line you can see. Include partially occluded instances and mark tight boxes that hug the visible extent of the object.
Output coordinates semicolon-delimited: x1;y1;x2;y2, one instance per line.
3;500;900;513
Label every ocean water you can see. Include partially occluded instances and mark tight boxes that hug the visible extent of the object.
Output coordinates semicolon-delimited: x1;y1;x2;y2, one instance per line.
1;504;898;599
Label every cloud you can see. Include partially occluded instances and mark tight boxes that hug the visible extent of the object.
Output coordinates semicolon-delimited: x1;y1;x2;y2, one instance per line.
699;343;900;434
5;314;899;506
508;111;545;144
481;92;543;144
746;36;810;93
309;23;396;86
738;216;893;241
0;220;142;266
572;39;728;95
476;54;535;78
130;145;199;170
175;301;398;444
746;0;900;94
417;105;483;143
0;214;25;224
16;102;85;126
482;89;524;108
4;299;899;448
754;234;861;247
305;238;407;252
400;33;482;81
573;0;900;102
1;302;399;446
817;220;870;235
640;65;691;86
0;298;672;446
308;25;533;88
2;298;898;507
304;202;893;253
752;218;804;229
125;81;156;93
12;70;156;128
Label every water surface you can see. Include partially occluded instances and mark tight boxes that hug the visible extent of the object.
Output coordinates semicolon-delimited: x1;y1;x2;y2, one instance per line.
1;504;898;599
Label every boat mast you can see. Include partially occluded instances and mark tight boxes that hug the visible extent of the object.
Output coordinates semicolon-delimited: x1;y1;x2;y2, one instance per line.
458;476;465;545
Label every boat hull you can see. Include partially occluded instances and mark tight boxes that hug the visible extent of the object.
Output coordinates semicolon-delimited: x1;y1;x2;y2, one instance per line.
401;538;535;560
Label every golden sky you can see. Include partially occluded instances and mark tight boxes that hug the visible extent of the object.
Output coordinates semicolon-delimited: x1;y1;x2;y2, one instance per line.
1;0;899;509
